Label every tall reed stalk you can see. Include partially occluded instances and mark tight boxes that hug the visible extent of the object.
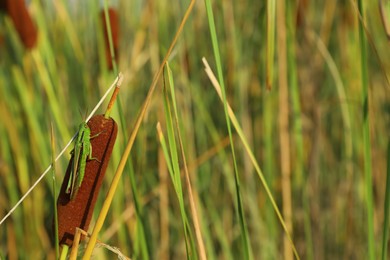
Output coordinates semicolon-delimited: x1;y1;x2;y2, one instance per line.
357;0;375;259
204;0;252;258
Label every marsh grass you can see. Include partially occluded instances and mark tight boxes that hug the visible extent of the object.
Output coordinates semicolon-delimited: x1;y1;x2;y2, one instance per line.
357;0;375;259
382;141;390;260
0;0;389;259
203;0;252;259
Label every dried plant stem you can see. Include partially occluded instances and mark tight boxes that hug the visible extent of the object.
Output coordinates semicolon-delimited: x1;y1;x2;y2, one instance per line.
176;119;207;260
165;63;207;259
276;1;293;260
51;123;59;259
103;0;118;74
104;72;123;118
69;228;83;260
187;136;231;172
70;228;131;260
158;147;170;259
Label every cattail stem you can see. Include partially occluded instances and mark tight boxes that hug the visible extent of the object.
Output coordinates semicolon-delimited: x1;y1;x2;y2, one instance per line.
104;73;123;119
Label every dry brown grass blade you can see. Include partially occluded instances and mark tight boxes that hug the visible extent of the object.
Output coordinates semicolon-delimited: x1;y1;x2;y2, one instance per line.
69;228;83;260
276;1;293;259
70;228;131;260
104;72;123;118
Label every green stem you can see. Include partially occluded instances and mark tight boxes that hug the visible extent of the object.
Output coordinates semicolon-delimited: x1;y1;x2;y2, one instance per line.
59;245;69;260
204;0;253;259
103;0;118;75
357;0;375;259
382;141;390;260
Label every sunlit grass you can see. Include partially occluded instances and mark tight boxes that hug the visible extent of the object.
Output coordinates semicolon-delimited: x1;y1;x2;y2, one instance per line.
0;0;389;259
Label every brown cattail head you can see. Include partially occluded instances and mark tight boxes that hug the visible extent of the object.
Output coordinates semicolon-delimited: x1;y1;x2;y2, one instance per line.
57;115;117;247
1;0;38;49
101;8;119;71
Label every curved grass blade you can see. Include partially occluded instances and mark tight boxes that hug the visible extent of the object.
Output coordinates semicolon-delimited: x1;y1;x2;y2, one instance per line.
204;1;253;258
202;57;300;260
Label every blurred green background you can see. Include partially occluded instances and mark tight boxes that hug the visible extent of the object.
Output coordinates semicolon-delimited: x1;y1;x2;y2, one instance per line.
0;0;389;259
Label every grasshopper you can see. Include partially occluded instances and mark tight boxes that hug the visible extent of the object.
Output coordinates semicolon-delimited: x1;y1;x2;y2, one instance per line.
66;122;99;200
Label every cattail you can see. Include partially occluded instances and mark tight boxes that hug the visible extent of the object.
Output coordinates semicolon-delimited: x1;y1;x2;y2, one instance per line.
101;8;119;71
1;0;37;49
57;115;117;247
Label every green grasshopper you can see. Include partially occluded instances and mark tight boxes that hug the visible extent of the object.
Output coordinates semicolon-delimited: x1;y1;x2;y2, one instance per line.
66;122;99;200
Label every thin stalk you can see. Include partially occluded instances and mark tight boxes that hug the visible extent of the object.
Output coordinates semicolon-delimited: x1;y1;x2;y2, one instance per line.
203;57;300;260
276;1;293;259
203;1;253;259
59;245;69;260
266;0;276;90
165;62;207;259
104;72;123;118
160;70;192;257
262;90;278;258
69;228;83;260
286;0;304;188
161;69;199;259
127;161;150;260
357;0;375;259
103;0;118;74
103;4;149;257
51;123;59;259
54;0;84;61
158;98;192;258
381;141;390;260
286;2;313;258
